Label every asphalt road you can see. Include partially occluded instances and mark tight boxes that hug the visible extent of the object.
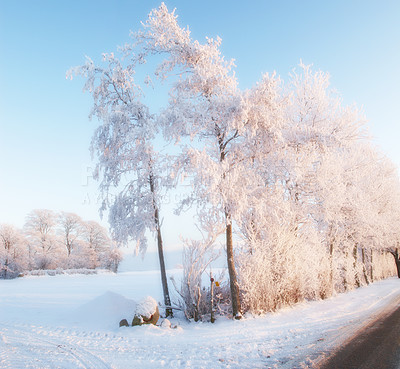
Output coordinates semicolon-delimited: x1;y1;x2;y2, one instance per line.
319;302;400;369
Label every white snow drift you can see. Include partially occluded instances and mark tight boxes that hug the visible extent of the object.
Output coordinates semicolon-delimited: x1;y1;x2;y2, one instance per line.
1;270;400;368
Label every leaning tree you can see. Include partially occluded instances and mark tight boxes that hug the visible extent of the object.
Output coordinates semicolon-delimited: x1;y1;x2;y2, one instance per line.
68;50;173;317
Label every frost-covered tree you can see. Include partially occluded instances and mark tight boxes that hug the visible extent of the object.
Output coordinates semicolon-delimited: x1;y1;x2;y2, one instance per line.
68;42;173;316
66;3;400;318
58;212;83;257
0;224;26;279
132;3;246;318
315;142;400;291
79;220;122;271
361;150;400;281
234;63;398;308
2;210;123;275
83;221;110;252
281;64;367;292
24;209;64;269
82;220;112;268
101;246;123;273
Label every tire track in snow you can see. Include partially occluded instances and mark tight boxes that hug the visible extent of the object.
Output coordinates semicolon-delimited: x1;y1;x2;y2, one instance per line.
0;323;111;369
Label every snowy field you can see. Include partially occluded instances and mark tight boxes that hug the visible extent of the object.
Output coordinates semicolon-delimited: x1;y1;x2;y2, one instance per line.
1;265;400;369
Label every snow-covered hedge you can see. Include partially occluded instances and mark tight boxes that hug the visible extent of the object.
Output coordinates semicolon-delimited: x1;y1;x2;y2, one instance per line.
22;268;113;277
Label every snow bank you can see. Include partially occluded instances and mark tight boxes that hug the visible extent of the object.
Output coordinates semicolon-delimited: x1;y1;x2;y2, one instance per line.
69;292;159;330
71;291;136;329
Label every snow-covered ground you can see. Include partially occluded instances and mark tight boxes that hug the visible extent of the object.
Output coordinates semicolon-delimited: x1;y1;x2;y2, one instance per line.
1;265;400;369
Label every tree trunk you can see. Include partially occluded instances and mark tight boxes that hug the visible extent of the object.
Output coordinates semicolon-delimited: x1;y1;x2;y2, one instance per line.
225;212;241;319
396;259;400;279
210;271;215;323
361;248;369;285
3;257;8;279
343;250;349;291
353;244;360;288
217;132;241;319
156;217;173;317
149;173;173;318
370;250;374;282
329;241;334;293
390;249;400;279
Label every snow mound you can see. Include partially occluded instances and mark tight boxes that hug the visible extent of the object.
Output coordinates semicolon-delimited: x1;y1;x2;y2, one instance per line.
136;296;158;318
71;291;136;329
160;318;171;328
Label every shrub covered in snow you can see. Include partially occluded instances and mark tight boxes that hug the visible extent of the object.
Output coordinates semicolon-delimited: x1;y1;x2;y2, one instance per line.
24;268;113;277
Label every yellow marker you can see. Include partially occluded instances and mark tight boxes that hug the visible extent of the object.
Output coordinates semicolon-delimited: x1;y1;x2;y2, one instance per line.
215;281;220;287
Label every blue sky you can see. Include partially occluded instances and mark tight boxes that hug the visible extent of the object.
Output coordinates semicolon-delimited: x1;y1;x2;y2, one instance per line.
1;0;399;249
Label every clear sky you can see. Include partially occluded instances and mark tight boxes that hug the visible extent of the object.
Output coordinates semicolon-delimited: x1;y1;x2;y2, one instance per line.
1;0;400;250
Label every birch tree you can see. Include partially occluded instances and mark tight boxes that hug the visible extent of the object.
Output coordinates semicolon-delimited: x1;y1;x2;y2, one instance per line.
68;47;173;316
132;3;246;317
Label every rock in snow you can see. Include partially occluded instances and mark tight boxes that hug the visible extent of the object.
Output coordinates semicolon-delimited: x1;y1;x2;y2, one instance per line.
131;296;160;326
160;318;171;328
119;318;129;327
